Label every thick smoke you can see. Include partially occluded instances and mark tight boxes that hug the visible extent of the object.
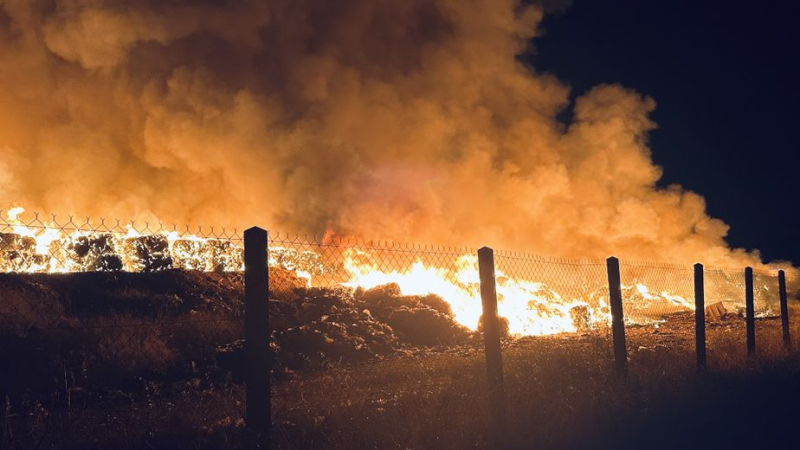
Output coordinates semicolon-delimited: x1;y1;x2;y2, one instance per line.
0;0;789;269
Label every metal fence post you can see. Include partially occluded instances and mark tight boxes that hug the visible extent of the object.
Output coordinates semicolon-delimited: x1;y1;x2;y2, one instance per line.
606;257;628;376
694;263;706;372
245;227;270;437
779;270;791;350
745;267;755;357
477;247;506;446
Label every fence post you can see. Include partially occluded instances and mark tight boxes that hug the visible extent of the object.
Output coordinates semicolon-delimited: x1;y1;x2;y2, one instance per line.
244;227;270;438
745;267;755;357
606;257;627;376
477;247;506;446
779;270;791;350
694;263;706;372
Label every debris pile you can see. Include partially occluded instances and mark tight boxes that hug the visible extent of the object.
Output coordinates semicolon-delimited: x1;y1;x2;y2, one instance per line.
68;234;123;271
219;282;475;374
122;235;173;272
0;233;47;271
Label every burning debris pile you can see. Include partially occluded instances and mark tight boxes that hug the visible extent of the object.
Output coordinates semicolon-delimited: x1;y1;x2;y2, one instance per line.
0;229;236;273
4;208;794;353
0;232;47;272
0;208;245;273
0;208;618;337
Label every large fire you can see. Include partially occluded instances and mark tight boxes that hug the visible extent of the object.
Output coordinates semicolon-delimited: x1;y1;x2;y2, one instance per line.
3;207;769;337
341;249;609;335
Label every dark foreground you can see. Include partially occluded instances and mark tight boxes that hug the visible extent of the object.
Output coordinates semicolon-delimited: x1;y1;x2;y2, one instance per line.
2;269;799;449
272;312;800;449
9;313;797;449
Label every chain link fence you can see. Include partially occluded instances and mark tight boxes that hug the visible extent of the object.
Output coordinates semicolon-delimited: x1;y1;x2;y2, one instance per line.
0;209;244;273
753;269;782;316
618;261;695;323
268;232;475;286
493;252;609;336
266;232;481;362
702;266;781;317
1;209;797;447
266;235;615;339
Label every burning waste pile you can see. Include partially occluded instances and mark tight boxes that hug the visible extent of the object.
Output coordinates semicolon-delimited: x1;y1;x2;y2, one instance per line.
6;207;787;377
0;208;243;273
0;207;614;344
219;253;614;376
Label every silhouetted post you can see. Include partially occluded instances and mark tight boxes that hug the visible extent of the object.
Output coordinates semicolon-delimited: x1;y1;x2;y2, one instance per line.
245;227;270;438
606;257;628;376
694;263;706;372
477;247;506;446
779;270;791;350
745;267;755;357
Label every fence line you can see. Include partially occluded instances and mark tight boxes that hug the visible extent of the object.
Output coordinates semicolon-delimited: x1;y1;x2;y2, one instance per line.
1;212;795;344
1;212;795;339
2;214;799;446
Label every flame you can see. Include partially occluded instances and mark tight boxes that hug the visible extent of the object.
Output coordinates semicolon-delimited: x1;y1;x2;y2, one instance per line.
634;283;693;310
341;248;609;335
0;207;715;336
0;208;244;273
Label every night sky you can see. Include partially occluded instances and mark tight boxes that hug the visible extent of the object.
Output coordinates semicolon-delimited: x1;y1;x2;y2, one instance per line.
532;0;800;264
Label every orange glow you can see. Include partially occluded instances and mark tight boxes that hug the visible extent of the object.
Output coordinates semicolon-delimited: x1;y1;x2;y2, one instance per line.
0;207;707;336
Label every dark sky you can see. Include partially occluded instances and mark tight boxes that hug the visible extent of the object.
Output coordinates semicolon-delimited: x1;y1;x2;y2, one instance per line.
531;0;800;264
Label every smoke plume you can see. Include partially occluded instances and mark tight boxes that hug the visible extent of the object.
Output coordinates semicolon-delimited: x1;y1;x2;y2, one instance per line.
0;0;789;269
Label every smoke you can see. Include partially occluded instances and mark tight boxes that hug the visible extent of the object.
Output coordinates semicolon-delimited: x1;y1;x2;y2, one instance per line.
0;0;789;269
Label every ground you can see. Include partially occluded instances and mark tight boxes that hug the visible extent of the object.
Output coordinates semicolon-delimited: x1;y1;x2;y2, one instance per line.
270;311;800;449
2;271;799;449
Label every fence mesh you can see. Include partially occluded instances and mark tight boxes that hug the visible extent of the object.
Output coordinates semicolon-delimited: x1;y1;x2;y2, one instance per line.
493;252;609;336
267;232;482;328
753;269;781;316
704;266;744;313
618;261;695;325
702;266;782;317
268;232;475;283
267;236;616;337
0;209;243;273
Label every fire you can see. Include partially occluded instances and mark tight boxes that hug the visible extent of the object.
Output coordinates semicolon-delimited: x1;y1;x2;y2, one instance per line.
341;248;609;335
634;283;693;310
1;207;711;337
0;207;244;273
7;207;61;256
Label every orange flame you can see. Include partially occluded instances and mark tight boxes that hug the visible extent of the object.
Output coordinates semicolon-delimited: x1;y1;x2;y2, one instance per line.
2;207;709;336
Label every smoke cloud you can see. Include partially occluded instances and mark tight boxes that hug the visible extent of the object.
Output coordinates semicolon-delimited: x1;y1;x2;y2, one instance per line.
0;0;789;269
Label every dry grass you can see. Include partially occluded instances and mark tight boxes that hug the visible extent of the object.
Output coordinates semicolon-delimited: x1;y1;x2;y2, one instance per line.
3;270;800;449
271;307;800;449
7;312;800;449
0;271;245;449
